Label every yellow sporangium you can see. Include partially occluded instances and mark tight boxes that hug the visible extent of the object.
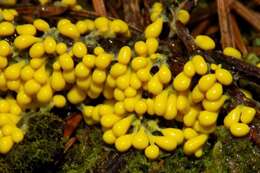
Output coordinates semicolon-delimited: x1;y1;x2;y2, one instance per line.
164;94;177;120
177;9;190;25
112;115;133;137
132;127;149;150
67;86;86;104
223;47;242;59
117;46;132;65
0;99;10;113
194;35;216;50
198;111;218;127
134;99;147;115
158;64;172;84
115;134;133;152
43;36;56;54
191;55;208;75
202;95;228;112
0;40;11;57
59;53;74;71
230;122;250;137
95;53;112;69
153;135;177;151
173;72;191;91
134;41;148;56
145;18;163;39
36;84;53;103
215;68;233;85
0;56;8;69
161;128;184;145
224;106;241;128
72;42;87;58
0;22;15;36
29;42;45;58
14;35;40;50
58;22;80;40
198;74;216;92
33;19;50;32
76;20;88;34
240;106;256;124
75;62;90;78
94;17;110;33
205;82;223;101
16;24;36;35
52;95;66;108
145;144;160;160
0;136;14;154
183;134;208;155
56;42;67;55
103;130;116;144
154;90;168;116
4;60;25;80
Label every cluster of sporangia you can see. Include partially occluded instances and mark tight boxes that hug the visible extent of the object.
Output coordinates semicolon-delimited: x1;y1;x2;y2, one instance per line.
0;2;256;158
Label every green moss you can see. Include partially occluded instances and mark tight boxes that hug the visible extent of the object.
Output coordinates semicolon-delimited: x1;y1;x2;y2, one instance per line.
1;112;64;173
59;127;104;173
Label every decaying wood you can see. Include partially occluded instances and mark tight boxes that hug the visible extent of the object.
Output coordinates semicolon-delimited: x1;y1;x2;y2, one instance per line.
176;21;197;53
15;6;67;17
217;0;232;49
247;47;260;56
191;19;210;37
205;25;219;35
228;13;236;48
230;14;248;55
92;0;107;16
231;0;260;31
189;2;217;25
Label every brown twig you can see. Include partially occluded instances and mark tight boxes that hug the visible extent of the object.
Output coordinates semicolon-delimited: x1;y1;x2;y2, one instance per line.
253;0;260;6
205;25;219;35
231;0;260;31
69;9;143;34
217;0;232;49
64;137;77;153
209;51;260;84
247;47;260;56
189;2;217;26
191;19;210;37
176;21;197;53
92;0;107;16
15;6;68;17
63;113;82;138
230;14;248;55
106;2;120;18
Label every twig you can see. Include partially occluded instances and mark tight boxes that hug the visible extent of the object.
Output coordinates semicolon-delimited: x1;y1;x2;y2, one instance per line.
64;137;77;153
69;10;143;34
92;0;107;16
189;2;217;26
191;19;210;37
176;21;197;53
228;13;236;48
106;2;120;18
253;0;260;5
209;51;260;84
247;47;260;56
15;6;68;17
231;0;260;31
230;14;248;55
217;0;232;49
64;113;82;138
205;25;219;35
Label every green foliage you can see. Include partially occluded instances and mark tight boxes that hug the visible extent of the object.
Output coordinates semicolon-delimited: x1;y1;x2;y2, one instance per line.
59;127;104;173
0;112;64;173
204;126;260;173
